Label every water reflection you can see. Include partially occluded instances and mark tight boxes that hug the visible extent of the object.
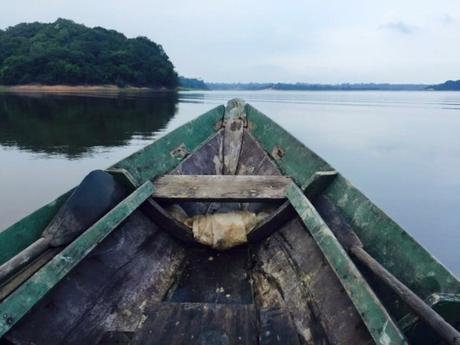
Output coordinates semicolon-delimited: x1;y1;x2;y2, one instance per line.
0;93;178;158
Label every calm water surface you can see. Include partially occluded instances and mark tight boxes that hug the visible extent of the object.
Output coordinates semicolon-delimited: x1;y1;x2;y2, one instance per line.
0;90;459;274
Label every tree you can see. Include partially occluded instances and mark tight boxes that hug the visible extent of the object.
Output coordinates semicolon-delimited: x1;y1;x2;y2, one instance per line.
0;19;179;88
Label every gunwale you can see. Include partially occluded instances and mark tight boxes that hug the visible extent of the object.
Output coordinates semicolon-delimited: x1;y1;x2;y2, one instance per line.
0;99;458;344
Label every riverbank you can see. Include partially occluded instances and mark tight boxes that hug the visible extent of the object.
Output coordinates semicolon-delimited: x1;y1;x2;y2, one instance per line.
0;85;174;95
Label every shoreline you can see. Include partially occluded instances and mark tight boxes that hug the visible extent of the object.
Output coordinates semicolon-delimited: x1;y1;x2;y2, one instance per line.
0;84;176;95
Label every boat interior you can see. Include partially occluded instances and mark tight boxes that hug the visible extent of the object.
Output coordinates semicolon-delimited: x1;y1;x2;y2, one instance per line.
0;99;459;345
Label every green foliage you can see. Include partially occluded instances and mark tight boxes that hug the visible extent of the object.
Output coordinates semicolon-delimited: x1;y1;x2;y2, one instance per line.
179;76;208;90
0;19;178;88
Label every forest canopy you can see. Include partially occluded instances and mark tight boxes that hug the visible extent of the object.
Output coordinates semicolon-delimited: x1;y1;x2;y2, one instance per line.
0;19;178;88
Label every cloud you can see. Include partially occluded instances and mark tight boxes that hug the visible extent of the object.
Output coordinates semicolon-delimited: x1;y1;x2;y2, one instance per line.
1;0;460;83
379;21;418;34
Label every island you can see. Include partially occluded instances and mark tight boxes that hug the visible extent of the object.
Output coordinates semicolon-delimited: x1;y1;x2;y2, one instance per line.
0;19;178;90
430;80;460;91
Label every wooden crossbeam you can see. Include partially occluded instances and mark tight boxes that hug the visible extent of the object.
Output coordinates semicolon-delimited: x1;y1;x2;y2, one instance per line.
152;175;292;201
248;171;338;242
0;181;155;338
108;168;195;243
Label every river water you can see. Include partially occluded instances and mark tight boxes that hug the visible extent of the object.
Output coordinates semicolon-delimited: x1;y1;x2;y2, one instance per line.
0;90;459;274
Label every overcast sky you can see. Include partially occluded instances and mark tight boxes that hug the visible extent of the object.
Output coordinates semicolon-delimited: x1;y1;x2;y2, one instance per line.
2;0;459;83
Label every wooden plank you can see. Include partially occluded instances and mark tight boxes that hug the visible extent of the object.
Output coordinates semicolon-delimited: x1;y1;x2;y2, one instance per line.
170;130;227;217
248;170;337;242
131;303;257;345
286;183;408;345
0;181;155;338
206;99;246;216
258;308;301;345
0;248;60;302
237;129;283;215
223;99;246;175
58;229;186;345
153;175;292;200
108;168;195;243
6;210;182;345
168;246;253;304
252;230;331;345
263;218;374;344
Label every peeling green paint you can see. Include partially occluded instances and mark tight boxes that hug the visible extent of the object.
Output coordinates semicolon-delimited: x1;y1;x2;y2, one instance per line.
287;183;408;345
245;104;331;186
0;191;72;266
325;176;460;299
113;105;225;184
0;181;155;338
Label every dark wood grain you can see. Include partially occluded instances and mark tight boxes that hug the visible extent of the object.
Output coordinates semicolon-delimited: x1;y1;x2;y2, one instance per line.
6;212;186;345
261;218;373;345
131;303;257;345
258;307;301;345
168;246;253;305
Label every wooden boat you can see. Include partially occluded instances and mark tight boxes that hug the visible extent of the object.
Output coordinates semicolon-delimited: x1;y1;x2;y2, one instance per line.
0;99;459;345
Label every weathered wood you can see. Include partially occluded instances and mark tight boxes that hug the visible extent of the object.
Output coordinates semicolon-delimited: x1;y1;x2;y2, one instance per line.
108;168;195;243
113;105;225;184
153;175;292;200
269;218;373;344
97;332;133;344
0;248;60;302
0;239;49;284
205;99;246;216
131;303;257;345
258;307;301;345
169;130;227;216
168;246;253;304
353;246;460;345
0;181;155;338
319;194;460;345
252;233;330;345
237;129;283;216
60;231;186;345
223;99;246;175
399;293;460;345
248;170;337;243
0;170;127;283
0;191;71;267
286;183;408;345
6;210;182;345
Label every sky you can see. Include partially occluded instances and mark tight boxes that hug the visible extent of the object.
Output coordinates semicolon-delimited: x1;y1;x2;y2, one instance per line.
1;0;460;83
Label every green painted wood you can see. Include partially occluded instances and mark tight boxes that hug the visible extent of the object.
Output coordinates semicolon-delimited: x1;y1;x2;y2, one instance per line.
245;104;331;187
0;105;224;271
0;191;72;266
0;181;155;338
325;176;460;299
286;183;408;345
246;103;460;318
112;105;225;184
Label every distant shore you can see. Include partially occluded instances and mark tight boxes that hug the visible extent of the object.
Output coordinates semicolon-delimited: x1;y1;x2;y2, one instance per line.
0;85;175;95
